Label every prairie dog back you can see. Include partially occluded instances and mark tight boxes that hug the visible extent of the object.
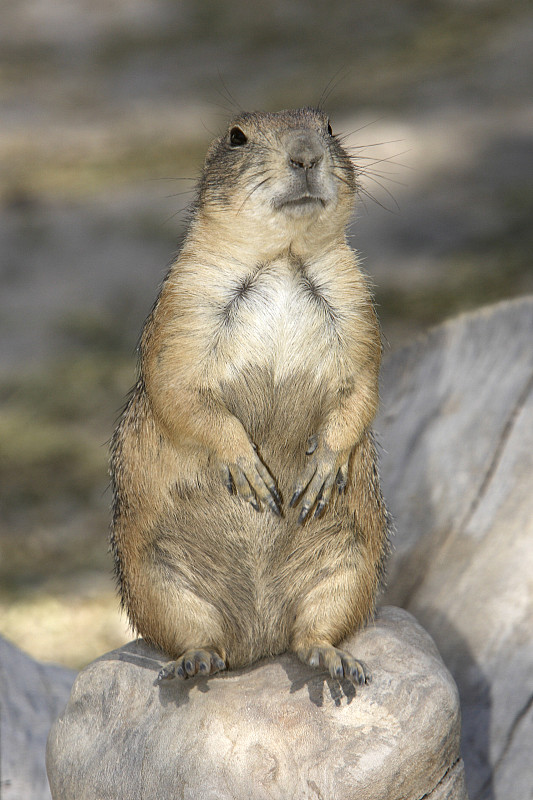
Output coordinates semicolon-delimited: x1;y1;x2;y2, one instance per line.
110;107;389;684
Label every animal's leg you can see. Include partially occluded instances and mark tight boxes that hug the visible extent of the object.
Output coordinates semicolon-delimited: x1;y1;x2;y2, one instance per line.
125;568;229;681
290;568;373;685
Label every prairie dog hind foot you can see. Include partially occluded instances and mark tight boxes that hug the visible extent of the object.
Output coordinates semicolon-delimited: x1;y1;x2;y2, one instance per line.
158;649;227;681
298;644;371;686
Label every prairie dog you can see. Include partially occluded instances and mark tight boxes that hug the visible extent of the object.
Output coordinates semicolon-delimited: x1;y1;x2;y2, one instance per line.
110;107;389;684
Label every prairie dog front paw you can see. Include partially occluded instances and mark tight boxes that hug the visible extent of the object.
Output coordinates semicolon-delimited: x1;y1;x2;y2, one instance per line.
290;436;350;522
221;445;281;516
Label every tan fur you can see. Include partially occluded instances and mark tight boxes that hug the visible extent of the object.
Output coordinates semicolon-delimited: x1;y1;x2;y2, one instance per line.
110;108;390;681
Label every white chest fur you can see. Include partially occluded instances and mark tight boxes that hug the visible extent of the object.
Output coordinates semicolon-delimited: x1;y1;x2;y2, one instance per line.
206;257;346;387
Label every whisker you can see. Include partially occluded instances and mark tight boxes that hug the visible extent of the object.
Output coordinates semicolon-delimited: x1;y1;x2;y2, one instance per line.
237;175;274;214
350;151;412;170
353;164;411;186
356;185;400;215
358;170;408;188
316;66;351;110
335;118;386;140
360;174;401;212
331;170;354;189
210;72;243;116
345;138;405;150
162;207;189;226
165;189;197;199
146;176;197;182
357;191;371;216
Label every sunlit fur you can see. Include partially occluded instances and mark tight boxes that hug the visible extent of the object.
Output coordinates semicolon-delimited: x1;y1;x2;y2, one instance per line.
110;107;390;673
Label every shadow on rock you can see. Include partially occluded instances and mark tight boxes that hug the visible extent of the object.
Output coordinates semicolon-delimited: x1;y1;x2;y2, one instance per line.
416;606;494;800
279;655;358;707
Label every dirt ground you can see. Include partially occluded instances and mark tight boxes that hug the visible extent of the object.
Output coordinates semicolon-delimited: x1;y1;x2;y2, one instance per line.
1;0;532;669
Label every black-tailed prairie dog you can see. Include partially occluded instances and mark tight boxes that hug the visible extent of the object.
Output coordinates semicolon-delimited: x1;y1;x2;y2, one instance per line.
110;107;390;685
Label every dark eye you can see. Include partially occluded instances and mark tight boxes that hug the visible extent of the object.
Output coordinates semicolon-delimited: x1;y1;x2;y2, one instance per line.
327;122;333;136
229;126;248;147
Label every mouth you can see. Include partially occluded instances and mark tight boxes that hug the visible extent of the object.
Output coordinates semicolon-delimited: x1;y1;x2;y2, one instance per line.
275;194;326;212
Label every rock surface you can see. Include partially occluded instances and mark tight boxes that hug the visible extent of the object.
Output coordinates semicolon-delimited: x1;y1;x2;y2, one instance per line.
46;606;467;800
0;634;76;800
377;296;533;800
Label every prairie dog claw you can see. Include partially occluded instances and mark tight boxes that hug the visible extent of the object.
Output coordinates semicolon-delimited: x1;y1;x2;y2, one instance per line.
221;448;281;516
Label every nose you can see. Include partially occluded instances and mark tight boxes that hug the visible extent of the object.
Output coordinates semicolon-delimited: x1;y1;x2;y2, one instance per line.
286;131;324;170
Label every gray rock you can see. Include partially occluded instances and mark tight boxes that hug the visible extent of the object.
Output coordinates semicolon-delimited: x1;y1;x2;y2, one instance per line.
46;606;467;800
0;634;76;800
377;296;533;800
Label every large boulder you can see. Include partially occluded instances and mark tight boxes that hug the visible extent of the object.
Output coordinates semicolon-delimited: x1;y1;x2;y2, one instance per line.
377;296;533;800
0;634;76;800
46;606;467;800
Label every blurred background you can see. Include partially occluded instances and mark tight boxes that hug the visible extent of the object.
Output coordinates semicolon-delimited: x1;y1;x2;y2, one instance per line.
1;0;532;669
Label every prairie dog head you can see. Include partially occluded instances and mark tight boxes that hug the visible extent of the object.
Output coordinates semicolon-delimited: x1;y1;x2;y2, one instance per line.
194;108;357;256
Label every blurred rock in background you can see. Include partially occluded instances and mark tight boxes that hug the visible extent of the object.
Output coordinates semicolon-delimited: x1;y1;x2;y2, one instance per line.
1;0;532;673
